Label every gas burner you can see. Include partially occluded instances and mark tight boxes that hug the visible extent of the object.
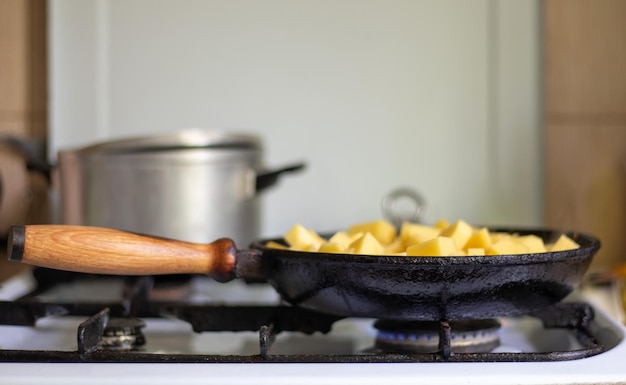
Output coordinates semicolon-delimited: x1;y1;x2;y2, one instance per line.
0;269;612;364
98;318;147;351
374;319;501;354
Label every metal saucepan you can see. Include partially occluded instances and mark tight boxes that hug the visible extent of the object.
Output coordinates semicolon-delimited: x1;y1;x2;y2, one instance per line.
0;131;305;245
7;225;600;321
57;130;306;245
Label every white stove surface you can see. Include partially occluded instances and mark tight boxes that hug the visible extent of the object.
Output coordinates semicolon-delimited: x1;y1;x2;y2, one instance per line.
1;271;626;385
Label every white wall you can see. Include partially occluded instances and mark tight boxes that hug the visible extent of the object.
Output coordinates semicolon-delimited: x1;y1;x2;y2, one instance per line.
49;0;541;238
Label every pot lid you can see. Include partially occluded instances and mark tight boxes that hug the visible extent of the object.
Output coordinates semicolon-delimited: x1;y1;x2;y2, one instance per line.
68;129;261;155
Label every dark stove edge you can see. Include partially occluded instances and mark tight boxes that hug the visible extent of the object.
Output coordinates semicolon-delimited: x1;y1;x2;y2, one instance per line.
0;345;609;364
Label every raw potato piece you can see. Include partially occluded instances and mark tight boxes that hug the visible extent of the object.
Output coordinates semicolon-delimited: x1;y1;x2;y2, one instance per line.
464;228;492;251
487;239;529;255
265;241;288;250
329;231;366;251
440;220;474;250
487;240;516;255
384;238;406;254
319;242;345;254
284;224;324;251
400;222;440;246
433;218;450;230
406;236;457;256
267;219;582;257
517;235;547;253
328;231;356;249
467;248;486;256
349;233;384;255
348;220;396;245
549;234;580;252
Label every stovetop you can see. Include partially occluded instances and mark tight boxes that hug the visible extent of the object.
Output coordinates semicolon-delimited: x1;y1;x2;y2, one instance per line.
1;269;626;385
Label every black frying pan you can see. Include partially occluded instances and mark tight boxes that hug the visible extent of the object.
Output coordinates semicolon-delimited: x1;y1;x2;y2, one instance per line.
7;225;600;321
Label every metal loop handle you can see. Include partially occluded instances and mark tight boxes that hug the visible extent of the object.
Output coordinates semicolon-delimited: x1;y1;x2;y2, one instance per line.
382;187;426;228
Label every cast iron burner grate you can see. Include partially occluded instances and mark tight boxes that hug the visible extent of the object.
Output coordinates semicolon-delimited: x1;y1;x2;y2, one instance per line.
0;275;606;363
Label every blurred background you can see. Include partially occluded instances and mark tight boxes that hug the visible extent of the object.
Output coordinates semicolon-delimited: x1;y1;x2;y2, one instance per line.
0;0;624;276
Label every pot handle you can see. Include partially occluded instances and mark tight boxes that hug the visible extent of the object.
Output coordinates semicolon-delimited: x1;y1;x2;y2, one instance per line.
0;136;52;182
255;162;306;193
7;225;239;282
0;137;52;237
382;187;426;227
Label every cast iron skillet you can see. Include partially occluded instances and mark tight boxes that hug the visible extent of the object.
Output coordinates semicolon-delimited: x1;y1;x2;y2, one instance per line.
7;225;600;321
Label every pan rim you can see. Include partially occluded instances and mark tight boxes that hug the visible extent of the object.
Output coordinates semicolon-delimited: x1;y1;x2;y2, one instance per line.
251;228;601;266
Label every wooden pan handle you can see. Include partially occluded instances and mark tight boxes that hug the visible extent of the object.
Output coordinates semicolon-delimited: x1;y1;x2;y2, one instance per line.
7;225;237;282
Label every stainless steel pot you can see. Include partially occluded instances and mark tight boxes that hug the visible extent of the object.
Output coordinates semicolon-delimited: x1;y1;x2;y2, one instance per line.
57;130;304;245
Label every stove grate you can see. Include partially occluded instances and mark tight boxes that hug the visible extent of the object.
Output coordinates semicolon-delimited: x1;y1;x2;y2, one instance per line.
0;275;608;363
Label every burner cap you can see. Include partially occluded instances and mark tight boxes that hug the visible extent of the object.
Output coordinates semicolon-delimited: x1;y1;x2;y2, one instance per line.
98;318;147;351
374;319;501;354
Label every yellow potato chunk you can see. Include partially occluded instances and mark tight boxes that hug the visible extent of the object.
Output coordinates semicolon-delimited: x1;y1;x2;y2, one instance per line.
549;234;580;252
464;227;492;251
328;231;354;249
384;237;407;254
439;220;474;250
490;232;512;243
278;218;582;257
517;234;547;253
318;242;346;254
349;232;384;255
406;236;457;256
290;244;318;252
265;241;288;249
487;239;529;255
433;218;450;230
307;229;326;246
467;247;485;256
284;224;325;251
399;222;440;246
348;219;396;245
486;240;515;255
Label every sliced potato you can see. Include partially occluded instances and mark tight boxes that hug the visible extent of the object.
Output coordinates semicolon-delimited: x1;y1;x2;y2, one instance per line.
433;218;450;230
284;223;325;251
406;236;457;256
467;247;486;256
517;234;547;253
265;241;288;250
383;237;406;254
548;234;580;252
399;222;440;246
349;232;385;255
318;242;346;254
487;239;529;255
464;227;492;251
348;219;396;245
328;231;354;249
440;220;474;250
268;219;582;257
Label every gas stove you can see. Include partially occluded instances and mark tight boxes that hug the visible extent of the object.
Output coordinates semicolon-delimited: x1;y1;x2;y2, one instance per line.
1;268;626;385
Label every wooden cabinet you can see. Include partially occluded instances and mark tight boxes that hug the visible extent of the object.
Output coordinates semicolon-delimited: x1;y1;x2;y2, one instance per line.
0;0;48;280
544;0;626;270
0;0;47;138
